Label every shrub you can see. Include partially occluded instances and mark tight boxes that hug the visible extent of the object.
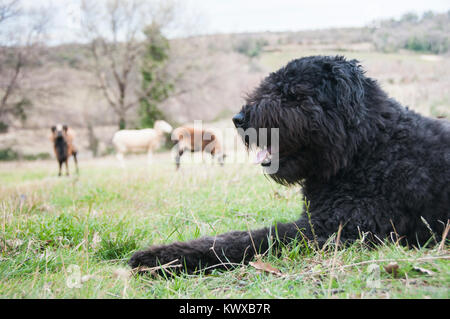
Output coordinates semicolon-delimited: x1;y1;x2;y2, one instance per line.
0;148;19;161
233;37;269;58
0;149;51;161
372;11;450;54
23;153;51;161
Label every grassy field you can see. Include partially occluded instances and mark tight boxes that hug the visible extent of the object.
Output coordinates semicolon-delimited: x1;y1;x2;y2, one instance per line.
0;154;449;299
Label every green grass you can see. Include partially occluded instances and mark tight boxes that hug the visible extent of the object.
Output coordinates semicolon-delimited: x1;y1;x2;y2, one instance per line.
0;156;448;298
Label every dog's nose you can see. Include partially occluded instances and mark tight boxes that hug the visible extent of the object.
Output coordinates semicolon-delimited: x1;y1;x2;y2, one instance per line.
232;112;245;128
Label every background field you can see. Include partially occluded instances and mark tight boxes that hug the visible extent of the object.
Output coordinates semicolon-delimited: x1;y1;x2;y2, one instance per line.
1;154;448;298
2;47;449;160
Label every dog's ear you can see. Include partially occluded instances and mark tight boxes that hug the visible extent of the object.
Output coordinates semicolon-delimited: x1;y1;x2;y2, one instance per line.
325;59;366;125
63;125;68;132
51;126;56;133
335;59;364;103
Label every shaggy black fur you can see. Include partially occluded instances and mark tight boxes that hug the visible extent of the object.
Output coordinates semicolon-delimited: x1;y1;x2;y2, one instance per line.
129;56;450;275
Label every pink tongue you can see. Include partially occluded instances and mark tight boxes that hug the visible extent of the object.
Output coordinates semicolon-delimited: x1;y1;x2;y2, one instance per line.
254;149;270;164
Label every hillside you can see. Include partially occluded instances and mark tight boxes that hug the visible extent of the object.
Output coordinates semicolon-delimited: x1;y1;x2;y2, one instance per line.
0;11;449;159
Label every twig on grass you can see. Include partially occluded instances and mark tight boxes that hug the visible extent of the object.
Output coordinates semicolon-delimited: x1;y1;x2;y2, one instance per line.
210;236;230;271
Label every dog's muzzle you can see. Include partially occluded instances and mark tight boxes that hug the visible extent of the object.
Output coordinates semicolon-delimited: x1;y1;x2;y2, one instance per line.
232;112;245;128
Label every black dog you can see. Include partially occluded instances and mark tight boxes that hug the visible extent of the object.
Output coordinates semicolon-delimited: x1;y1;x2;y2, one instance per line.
129;56;449;274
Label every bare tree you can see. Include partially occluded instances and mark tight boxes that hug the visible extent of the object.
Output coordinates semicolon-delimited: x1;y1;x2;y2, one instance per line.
0;0;50;131
0;0;19;23
80;0;179;129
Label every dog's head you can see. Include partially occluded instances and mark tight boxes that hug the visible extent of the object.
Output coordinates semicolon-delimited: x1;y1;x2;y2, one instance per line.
233;55;385;185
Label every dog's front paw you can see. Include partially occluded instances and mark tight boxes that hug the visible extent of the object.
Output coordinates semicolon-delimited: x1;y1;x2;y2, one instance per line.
128;245;182;274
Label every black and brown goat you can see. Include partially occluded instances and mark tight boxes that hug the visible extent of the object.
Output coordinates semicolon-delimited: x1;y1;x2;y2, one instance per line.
50;124;78;176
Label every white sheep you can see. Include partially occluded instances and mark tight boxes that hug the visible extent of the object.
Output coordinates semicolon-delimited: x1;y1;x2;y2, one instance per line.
112;120;173;167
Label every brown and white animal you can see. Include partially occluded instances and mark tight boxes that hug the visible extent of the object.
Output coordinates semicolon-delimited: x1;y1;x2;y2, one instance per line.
50;124;78;176
112;120;173;167
172;126;226;169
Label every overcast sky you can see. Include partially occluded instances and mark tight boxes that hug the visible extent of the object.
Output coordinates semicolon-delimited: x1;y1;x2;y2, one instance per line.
20;0;450;44
196;0;450;33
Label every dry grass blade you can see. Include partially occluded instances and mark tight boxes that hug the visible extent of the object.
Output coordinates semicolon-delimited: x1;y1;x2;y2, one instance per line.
249;259;284;277
412;266;435;276
133;259;182;275
438;220;449;252
327;223;343;297
421;216;437;244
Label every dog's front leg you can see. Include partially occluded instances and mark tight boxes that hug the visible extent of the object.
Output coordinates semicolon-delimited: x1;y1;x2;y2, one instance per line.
128;220;312;275
129;227;277;275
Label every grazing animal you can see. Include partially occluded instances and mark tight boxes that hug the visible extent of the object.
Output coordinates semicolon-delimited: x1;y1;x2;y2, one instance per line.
172;126;226;169
112;120;173;166
50;124;78;176
129;56;450;275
